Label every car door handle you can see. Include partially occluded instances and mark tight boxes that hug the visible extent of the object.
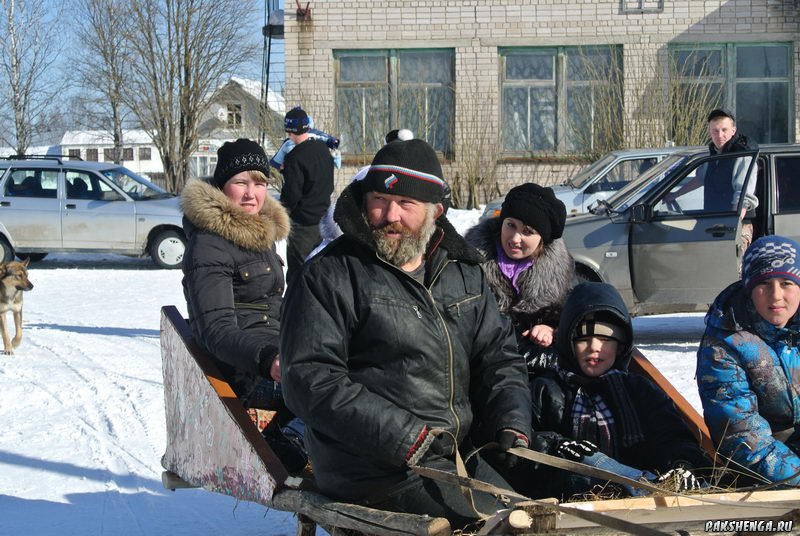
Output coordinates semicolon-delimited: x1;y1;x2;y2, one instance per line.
66;203;77;209
0;201;9;207
705;224;735;237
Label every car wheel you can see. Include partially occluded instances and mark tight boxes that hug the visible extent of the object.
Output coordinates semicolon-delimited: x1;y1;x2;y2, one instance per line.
17;253;47;262
0;238;14;263
150;230;186;269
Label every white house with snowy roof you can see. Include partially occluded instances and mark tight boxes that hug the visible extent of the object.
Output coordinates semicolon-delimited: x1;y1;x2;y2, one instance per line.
4;78;285;188
59;129;161;177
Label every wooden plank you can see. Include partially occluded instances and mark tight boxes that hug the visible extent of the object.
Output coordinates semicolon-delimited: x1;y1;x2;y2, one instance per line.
629;347;716;457
160;305;288;505
555;489;800;531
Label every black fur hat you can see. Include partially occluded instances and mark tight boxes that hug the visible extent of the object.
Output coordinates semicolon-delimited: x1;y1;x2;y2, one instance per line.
362;139;445;204
499;183;566;245
212;139;270;189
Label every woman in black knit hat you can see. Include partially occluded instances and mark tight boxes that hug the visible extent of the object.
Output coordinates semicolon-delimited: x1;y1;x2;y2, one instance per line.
181;138;307;473
465;183;575;372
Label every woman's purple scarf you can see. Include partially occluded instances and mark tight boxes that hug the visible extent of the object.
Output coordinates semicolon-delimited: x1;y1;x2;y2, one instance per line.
495;242;534;294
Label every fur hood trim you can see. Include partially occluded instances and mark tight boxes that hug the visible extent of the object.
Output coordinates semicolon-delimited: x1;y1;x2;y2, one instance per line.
465;217;574;316
181;179;290;251
332;180;484;265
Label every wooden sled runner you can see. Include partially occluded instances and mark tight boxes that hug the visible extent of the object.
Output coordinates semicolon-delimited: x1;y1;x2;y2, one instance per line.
160;305;799;535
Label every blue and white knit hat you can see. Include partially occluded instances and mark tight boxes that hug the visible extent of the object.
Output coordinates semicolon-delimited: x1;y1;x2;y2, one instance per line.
284;106;311;134
362;138;445;204
742;235;800;292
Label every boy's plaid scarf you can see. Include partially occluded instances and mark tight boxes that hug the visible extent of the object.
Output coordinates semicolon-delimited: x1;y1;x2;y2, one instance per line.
561;368;645;457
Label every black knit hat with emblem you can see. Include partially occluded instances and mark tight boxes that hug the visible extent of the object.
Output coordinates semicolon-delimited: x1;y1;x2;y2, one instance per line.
499;183;567;245
361;138;446;204
212;138;270;189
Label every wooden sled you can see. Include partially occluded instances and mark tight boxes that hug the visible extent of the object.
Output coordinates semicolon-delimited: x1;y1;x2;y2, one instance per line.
160;305;799;535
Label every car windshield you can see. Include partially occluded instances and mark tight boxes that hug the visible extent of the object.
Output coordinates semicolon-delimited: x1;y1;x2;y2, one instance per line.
101;167;172;200
568;153;617;188
604;154;693;212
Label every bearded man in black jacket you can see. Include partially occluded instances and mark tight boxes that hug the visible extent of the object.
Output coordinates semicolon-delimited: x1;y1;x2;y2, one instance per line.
280;138;532;530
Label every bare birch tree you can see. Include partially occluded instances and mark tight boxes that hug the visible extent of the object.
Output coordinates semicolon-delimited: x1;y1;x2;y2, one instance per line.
0;0;63;155
71;0;133;163
124;0;258;192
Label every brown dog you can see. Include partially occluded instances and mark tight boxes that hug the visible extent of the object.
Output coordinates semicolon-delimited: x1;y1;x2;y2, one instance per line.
0;258;33;355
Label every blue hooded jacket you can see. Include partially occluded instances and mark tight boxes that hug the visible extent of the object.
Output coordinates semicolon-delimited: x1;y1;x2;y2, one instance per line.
696;281;800;486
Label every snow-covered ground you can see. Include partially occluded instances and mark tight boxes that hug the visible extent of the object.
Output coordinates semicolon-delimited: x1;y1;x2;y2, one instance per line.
0;208;706;535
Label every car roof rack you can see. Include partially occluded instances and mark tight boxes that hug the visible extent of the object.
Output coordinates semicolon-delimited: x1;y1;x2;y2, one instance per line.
2;154;83;164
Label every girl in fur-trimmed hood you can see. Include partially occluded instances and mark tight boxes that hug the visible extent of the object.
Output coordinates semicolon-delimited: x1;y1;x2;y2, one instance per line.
465;183;574;372
181;139;290;407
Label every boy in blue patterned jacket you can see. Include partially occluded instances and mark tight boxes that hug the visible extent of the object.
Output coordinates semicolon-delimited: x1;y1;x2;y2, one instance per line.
697;235;800;487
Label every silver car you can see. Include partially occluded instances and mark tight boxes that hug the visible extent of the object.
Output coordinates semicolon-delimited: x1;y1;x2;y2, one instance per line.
480;146;691;220
0;156;185;268
564;144;800;315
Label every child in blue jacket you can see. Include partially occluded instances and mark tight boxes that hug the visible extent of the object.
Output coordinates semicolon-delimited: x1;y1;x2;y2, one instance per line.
697;236;800;487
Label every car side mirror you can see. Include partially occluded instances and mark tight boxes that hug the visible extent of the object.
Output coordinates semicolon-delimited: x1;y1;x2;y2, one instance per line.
630;203;651;223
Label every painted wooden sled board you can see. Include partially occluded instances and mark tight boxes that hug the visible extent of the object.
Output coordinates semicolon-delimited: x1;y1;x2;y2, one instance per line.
160;305;288;505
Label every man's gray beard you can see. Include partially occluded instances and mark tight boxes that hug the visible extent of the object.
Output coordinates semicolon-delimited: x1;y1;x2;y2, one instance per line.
367;205;438;268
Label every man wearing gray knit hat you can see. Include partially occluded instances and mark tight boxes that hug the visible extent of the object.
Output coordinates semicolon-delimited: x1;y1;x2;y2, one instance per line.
281;138;532;529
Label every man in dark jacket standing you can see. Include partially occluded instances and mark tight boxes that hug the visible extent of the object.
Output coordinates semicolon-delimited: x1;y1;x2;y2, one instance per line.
665;108;759;257
704;108;759;253
280;106;334;283
281;138;532;530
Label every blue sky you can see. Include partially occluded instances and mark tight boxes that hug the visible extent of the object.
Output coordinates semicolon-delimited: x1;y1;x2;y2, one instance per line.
47;0;284;92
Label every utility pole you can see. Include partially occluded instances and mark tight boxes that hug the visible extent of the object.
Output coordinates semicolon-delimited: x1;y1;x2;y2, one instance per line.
259;0;284;147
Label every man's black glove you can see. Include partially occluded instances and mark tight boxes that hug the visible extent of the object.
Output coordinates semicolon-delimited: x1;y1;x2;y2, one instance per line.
491;429;529;471
556;439;599;462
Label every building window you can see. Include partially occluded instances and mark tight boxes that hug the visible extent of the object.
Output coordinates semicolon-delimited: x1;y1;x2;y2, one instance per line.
86;148;98;162
139;147;151;161
122;148;133;161
68;149;81;159
622;0;663;13
500;46;623;155
670;43;791;144
227;103;242;129
335;49;454;155
104;148;117;161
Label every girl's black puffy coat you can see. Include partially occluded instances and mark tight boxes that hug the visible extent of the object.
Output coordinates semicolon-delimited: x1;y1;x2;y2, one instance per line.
181;179;290;400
